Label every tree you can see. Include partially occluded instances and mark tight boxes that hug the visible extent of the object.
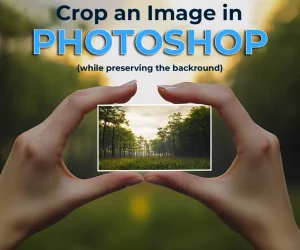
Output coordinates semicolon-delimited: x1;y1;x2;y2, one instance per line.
211;0;300;181
151;107;210;157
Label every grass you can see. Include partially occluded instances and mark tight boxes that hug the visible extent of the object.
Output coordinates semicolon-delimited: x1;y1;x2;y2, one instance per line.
98;156;210;170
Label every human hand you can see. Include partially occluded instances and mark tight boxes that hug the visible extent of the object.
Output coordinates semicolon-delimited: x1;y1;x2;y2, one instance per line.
145;83;300;250
0;81;143;250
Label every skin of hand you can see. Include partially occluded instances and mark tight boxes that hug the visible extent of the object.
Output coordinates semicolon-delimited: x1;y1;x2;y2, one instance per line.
0;80;144;250
145;83;300;250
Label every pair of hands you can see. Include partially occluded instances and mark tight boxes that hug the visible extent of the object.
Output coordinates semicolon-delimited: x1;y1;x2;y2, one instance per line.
0;81;299;250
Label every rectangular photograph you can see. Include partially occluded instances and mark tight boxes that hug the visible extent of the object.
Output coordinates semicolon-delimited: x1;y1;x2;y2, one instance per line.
97;105;212;171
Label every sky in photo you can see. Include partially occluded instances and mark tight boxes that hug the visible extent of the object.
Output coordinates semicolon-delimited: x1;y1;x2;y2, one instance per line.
121;105;204;140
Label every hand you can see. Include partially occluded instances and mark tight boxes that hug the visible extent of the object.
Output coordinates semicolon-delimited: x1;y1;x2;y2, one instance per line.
0;81;143;250
145;83;300;250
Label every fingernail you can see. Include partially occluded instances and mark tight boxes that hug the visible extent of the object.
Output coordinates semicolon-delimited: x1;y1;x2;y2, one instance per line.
126;177;144;187
146;176;165;186
121;80;137;88
157;85;178;91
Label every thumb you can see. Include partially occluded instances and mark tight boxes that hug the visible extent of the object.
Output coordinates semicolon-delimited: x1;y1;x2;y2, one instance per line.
144;172;221;209
67;172;144;207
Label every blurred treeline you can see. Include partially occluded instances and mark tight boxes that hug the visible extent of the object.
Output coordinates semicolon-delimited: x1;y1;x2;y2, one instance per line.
151;107;210;157
0;1;102;178
212;0;300;184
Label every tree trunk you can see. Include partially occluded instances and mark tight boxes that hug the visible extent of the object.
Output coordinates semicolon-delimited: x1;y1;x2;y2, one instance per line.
172;134;176;156
102;122;107;158
178;128;184;155
112;126;115;157
203;130;209;156
197;132;202;157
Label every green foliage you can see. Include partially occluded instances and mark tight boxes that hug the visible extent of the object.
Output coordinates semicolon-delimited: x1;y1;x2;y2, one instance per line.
151;106;210;157
48;7;60;25
0;51;100;178
98;157;210;170
212;1;300;181
0;2;42;38
99;107;136;158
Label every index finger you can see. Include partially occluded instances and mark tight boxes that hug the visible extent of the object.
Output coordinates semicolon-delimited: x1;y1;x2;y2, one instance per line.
43;80;137;143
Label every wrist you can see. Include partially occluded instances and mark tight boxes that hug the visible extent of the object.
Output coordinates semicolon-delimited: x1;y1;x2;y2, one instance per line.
0;219;26;250
253;224;300;250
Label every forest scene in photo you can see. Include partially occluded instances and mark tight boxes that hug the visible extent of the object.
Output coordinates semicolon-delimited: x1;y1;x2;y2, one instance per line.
98;105;211;170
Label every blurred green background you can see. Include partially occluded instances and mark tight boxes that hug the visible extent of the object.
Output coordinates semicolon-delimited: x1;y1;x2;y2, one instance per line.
0;0;299;249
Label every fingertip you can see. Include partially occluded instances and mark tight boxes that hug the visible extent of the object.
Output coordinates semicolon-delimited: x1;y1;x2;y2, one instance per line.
107;171;143;180
114;81;137;103
116;171;144;187
157;85;179;91
120;79;137;88
144;173;153;183
124;176;144;187
157;86;176;103
126;83;138;97
144;171;177;187
118;81;137;92
145;176;166;186
144;171;160;180
131;82;138;95
157;86;166;96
